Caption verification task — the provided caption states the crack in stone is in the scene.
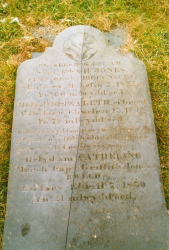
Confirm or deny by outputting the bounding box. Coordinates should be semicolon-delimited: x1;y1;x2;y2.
65;28;85;250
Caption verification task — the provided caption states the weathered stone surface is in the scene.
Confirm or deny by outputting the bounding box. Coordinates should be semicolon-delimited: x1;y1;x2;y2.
3;26;82;250
31;52;43;59
32;26;59;42
105;27;127;48
3;25;169;250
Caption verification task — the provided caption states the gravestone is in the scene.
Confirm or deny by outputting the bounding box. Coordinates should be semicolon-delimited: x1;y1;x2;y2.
3;25;168;250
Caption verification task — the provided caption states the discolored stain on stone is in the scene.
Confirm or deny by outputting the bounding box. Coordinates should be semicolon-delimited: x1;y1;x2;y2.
21;223;30;237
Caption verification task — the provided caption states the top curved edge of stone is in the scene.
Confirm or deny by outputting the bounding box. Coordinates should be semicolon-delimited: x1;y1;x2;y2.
52;25;108;50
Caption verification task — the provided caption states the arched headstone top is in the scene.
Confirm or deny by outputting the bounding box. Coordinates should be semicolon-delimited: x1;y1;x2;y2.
52;25;108;61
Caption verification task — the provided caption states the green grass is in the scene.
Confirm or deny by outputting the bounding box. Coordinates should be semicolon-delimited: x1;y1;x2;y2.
0;0;169;248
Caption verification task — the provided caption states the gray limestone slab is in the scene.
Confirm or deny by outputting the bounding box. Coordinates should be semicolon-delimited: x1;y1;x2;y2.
3;25;169;250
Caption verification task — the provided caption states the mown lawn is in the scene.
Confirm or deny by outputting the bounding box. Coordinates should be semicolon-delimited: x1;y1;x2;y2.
0;0;168;248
